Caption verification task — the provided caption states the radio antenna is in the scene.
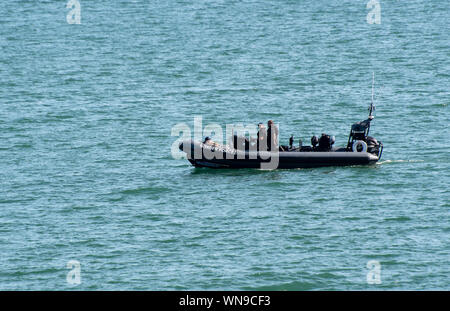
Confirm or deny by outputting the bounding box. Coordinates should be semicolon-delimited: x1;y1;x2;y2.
369;72;375;120
367;72;376;136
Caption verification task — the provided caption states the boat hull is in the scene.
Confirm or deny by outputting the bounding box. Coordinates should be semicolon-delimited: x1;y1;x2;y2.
180;140;380;169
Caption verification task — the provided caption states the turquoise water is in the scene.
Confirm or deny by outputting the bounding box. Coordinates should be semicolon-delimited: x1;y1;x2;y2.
0;0;449;290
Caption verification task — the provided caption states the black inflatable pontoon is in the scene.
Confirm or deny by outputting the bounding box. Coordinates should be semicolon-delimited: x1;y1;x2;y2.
179;139;381;169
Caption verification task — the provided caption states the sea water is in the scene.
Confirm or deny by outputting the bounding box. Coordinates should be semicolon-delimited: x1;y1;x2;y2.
0;0;448;290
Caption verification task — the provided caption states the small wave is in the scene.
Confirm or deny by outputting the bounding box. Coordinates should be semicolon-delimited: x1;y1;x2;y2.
0;198;35;204
0;267;60;277
247;280;318;291
13;143;33;149
384;216;412;222
120;186;171;195
431;103;448;108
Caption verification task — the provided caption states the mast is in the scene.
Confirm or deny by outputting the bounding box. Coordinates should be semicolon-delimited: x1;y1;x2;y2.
369;72;375;119
366;72;376;136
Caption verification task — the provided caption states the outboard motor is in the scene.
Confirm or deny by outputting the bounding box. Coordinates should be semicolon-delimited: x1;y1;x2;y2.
367;136;378;147
366;136;382;157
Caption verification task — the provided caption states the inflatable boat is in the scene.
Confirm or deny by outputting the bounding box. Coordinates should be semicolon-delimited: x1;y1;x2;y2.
179;113;383;169
179;84;383;169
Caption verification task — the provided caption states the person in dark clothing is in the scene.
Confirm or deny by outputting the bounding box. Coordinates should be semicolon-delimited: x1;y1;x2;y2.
244;136;250;150
267;120;278;151
256;123;267;151
203;136;218;147
233;133;250;151
318;133;334;151
232;134;238;150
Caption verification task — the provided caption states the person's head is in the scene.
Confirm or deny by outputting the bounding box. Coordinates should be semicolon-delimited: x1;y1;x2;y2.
268;120;274;127
258;122;264;129
203;136;211;144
